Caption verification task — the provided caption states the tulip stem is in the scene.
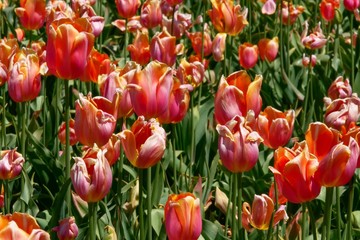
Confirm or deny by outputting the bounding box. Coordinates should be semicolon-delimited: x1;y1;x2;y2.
224;173;233;237
189;94;195;191
231;173;238;240
138;169;145;240
307;202;318;240
55;79;60;158
1;86;6;149
89;202;97;240
64;80;72;215
171;124;178;193
20;101;27;212
4;180;10;213
346;176;355;240
237;172;243;238
123;19;128;63
116;120;124;239
322;187;333;240
350;15;354;87
336;187;342;240
302;203;308;240
147;167;152;240
42;78;47;145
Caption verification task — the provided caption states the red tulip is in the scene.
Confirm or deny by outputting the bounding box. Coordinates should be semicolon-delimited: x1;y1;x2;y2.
186;28;213;58
319;0;340;21
120;116;166;168
71;148;112;202
15;0;46;30
0;149;25;180
238;42;259;69
164;193;202;240
52;217;78;240
302;54;317;68
216;115;263;173
79;48;112;83
115;0;140;19
127;30;151;66
58;118;78;146
344;0;360;11
342;126;360;167
258;37;279;62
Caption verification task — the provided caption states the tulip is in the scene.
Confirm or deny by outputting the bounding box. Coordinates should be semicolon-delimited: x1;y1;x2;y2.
164;193;202;240
319;0;340;21
74;93;117;147
58;118;78;146
238;42;259;69
71;148;112;202
79;48;112;83
14;0;46;30
216;115;263;173
208;0;248;35
255;106;295;149
242;194;288;231
344;0;360;11
120;116;166;169
99;62;140;119
127;61;173;119
46;18;95;80
280;2;305;25
140;0;162;29
214;71;263;125
269;143;321;203
127;30;151;66
163;0;182;6
186;27;213;58
158;78;193;124
0;38;19;86
52;216;78;240
7;49;41;103
301;21;327;50
150;28;184;66
258;37;279;62
261;0;276;15
302;54;317;68
327;76;352;100
115;0;140;19
0;149;24;180
176;58;205;88
162;10;193;38
212;33;227;62
342;126;360;167
268;182;288;205
0;212;50;239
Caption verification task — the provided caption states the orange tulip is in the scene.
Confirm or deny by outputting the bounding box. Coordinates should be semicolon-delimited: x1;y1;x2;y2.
74;93;117;147
52;216;78;240
327;76;352;100
164;193;202;240
71;148;112;202
15;0;46;30
46;18;95;80
0;212;50;240
79;48;112;83
127;61;173;119
242;194;288;231
0;149;24;180
320;0;340;22
7;49;41;103
120;116;166;168
58;118;78;146
216;115;263;173
0;38;19;86
127;30;151;66
255;106;295;149
269;143;321;203
115;0;140;19
342;126;360;167
186;28;213;58
238;42;259;69
208;0;248;35
176;58;205;88
214;71;262;125
258;37;279;62
140;0;162;29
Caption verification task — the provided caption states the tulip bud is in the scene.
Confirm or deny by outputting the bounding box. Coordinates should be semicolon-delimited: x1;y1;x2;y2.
58;118;78;146
15;0;46;30
344;0;360;11
258;37;279;62
115;0;141;19
238;43;259;69
212;33;227;62
0;149;25;180
52;217;79;240
319;0;340;22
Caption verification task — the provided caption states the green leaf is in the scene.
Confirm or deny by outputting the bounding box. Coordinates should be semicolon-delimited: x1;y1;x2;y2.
151;209;164;236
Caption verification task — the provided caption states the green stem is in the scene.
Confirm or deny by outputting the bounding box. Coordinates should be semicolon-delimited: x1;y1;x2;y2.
248;1;251;43
147;168;152;240
123;19;128;63
89;202;97;240
42;79;47;145
189;95;195;191
20;102;27;212
237;173;243;238
350;15;354;86
4;180;10;213
171;124;178;193
224;174;233;237
139;169;145;240
64;80;71;215
232;173;238;240
336;187;342;240
1;86;6;149
116;119;124;239
307;202;318;240
55;79;60;157
322;187;333;240
346;177;355;240
302;62;312;132
302;203;308;240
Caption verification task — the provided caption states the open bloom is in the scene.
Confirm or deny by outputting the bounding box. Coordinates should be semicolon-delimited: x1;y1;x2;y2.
71;148;112;202
162;10;193;38
208;0;248;35
301;21;327;50
238;42;259;69
261;0;276;15
319;0;340;22
0;149;24;180
120;116;166;168
15;0;46;30
242;194;288;231
258;37;279;62
74;93;117;147
0;38;19;86
214;71;263;125
164;193;202;240
176;58;205;88
52;217;78;240
216;115;263;173
280;2;305;25
254;106;295;149
140;0;162;29
127;30;151;66
327;76;352;100
79;48;112;83
0;212;50;239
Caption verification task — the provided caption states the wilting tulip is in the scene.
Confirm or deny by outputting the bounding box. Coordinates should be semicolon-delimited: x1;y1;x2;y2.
301;21;327;50
280;2;305;25
127;61;173;119
104;226;117;240
115;0;140;19
162;10;193;38
127;30;151;65
214;71;263;125
120;116;166;168
302;54;317;68
216;115;263;173
320;0;340;21
74;93;117;147
208;0;248;35
258;37;279;62
0;212;50;240
212;33;227;62
327;76;352;100
158;78;193;124
8;49;41;103
186;27;213;58
269;143;321;203
14;0;46;30
46;18;95;80
58;118;78;146
71;148;112;202
0;149;24;180
99;62;140;119
344;0;360;11
261;0;276;15
150;28;183;66
176;58;205;88
80;48;112;83
52;217;78;240
254;106;295;149
238;42;259;69
164;193;202;240
140;0;162;29
242;194;288;231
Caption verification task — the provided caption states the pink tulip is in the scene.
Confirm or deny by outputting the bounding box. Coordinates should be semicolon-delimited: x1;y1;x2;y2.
327;76;352;100
52;217;79;240
301;21;327;50
115;0;140;19
0;149;24;180
238;42;259;69
176;58;205;88
212;33;227;62
344;0;360;11
140;0;162;29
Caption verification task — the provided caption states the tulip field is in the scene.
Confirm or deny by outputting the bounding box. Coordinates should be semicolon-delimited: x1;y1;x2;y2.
1;0;360;239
